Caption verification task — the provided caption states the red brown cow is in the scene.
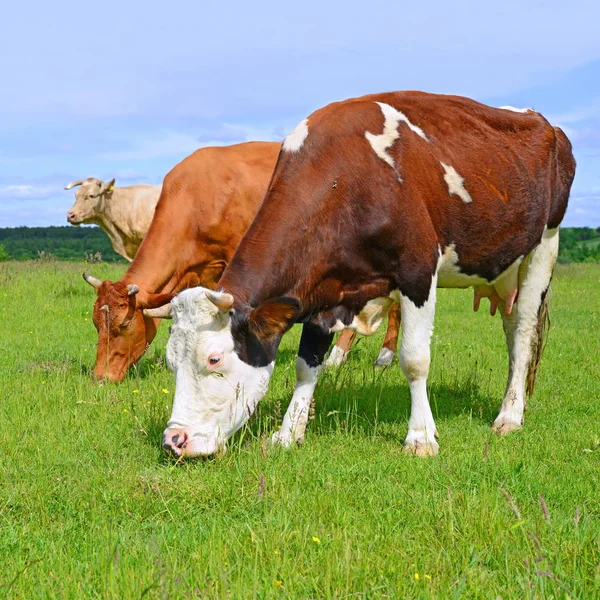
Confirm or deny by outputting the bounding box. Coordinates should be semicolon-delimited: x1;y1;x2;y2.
83;141;280;382
148;92;575;458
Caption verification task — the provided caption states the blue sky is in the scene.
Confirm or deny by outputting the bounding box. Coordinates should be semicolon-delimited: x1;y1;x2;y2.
1;0;599;227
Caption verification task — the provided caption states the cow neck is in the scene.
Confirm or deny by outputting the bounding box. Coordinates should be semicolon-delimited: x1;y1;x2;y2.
89;212;126;254
219;196;333;315
120;217;185;295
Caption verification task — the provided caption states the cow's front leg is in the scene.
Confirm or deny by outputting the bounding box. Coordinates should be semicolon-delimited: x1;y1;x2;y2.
399;276;439;457
272;323;333;447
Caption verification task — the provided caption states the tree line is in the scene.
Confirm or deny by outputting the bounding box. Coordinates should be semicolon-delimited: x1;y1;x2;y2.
0;225;599;263
0;226;124;262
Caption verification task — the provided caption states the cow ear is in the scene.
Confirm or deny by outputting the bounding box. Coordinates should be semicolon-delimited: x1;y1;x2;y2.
99;178;116;195
248;297;302;341
136;292;174;310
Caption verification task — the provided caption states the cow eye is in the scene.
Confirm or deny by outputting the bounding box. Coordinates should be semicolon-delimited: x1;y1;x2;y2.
207;353;224;370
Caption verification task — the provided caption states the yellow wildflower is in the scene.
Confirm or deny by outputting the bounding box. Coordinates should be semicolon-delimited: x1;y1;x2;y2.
312;537;320;544
162;388;169;394
414;573;420;581
273;580;283;587
424;574;432;580
133;389;139;393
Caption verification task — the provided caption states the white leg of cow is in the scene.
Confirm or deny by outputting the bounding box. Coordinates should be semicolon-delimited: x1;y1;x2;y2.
272;358;320;447
324;344;348;367
272;323;332;447
324;329;356;367
400;273;439;456
493;227;559;435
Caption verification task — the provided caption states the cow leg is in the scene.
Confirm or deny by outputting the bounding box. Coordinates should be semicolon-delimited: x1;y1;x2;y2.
374;302;401;366
493;227;559;435
324;329;356;367
400;276;439;457
272;323;333;447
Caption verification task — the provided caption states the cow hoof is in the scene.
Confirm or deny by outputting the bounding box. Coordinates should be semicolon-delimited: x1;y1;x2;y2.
272;430;301;448
402;433;439;457
374;348;395;367
492;417;522;436
324;345;348;367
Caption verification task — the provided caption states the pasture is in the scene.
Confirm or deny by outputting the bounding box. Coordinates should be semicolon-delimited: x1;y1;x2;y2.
1;260;599;599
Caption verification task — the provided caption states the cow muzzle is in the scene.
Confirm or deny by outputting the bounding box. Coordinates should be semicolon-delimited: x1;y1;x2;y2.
67;212;82;224
162;428;223;458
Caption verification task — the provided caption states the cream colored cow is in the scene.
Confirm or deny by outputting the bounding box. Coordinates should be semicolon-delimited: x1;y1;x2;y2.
65;178;161;261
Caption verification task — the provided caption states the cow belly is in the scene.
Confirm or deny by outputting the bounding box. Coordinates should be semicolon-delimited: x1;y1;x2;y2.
437;244;522;315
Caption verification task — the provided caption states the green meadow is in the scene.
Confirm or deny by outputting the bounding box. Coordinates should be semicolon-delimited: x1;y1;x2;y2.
1;260;599;599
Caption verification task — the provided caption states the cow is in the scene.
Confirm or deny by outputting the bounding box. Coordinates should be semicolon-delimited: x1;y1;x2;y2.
65;178;161;261
148;91;575;459
81;142;280;382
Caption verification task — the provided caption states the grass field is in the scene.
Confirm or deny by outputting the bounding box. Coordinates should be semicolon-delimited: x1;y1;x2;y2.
1;260;599;599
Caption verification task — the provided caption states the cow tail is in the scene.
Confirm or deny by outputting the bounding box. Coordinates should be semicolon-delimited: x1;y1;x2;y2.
526;285;551;399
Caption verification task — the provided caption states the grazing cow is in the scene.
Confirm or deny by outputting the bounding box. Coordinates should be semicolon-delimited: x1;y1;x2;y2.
65;178;161;261
81;142;280;382
151;91;575;459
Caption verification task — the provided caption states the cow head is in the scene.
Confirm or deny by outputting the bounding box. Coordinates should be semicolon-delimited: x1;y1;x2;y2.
149;287;300;457
65;178;116;224
83;273;172;382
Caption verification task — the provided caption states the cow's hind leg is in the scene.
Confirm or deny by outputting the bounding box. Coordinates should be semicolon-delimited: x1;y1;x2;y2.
400;275;439;456
324;329;356;367
374;302;401;366
272;323;333;447
493;227;559;435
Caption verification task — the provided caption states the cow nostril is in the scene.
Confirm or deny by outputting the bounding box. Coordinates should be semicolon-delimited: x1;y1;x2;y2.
163;431;187;455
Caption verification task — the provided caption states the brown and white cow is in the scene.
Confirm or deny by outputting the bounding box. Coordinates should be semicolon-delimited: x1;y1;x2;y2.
149;91;575;458
83;141;386;382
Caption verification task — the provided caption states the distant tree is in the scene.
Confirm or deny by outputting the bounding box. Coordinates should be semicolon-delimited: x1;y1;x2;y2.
0;244;8;261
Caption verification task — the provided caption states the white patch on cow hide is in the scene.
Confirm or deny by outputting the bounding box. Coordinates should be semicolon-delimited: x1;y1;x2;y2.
350;297;395;336
365;102;428;170
437;244;487;288
283;119;309;152
440;162;473;204
498;105;533;113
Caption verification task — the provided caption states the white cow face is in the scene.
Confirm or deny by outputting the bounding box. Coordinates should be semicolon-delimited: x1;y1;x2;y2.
161;288;278;457
65;178;114;224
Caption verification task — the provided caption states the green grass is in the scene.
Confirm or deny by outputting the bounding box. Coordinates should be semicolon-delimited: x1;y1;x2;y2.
1;260;599;599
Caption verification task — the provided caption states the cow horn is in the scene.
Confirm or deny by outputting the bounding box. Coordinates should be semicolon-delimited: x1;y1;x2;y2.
205;290;234;312
64;180;85;190
82;272;103;289
127;284;139;296
143;304;172;319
